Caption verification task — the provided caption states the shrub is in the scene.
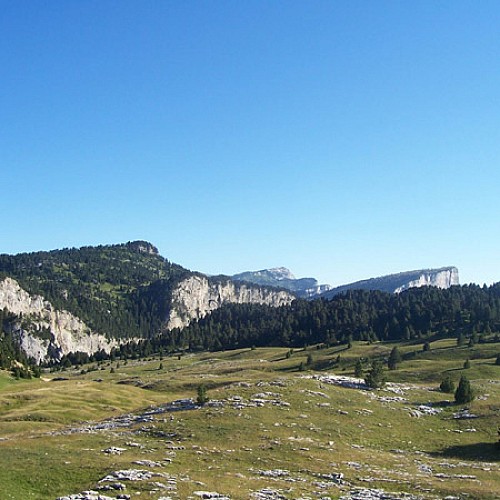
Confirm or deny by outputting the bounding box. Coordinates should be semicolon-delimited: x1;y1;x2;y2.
439;375;455;394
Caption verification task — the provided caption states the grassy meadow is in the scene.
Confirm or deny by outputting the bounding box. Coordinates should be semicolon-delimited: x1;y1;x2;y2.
0;338;498;499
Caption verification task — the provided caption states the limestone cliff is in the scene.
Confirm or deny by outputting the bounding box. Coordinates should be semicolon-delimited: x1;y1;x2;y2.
166;274;295;330
320;266;459;299
0;277;117;363
393;267;460;293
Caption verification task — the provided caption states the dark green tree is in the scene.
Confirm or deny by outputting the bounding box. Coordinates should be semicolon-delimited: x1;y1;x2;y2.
387;346;402;370
365;360;386;389
454;375;474;404
306;353;313;367
196;384;209;406
463;359;471;369
354;358;363;378
439;375;455;394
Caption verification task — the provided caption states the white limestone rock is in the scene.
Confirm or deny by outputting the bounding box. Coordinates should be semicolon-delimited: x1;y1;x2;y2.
166;275;294;330
0;277;117;363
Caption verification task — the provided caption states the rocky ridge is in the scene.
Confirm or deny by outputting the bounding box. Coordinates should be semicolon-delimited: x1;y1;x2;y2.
0;277;116;363
166;275;294;330
320;267;459;299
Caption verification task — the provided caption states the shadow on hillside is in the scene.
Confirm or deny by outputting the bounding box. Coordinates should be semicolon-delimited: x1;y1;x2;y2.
431;442;500;462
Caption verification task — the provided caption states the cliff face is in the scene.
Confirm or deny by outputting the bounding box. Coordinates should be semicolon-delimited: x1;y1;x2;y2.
393;267;460;293
320;266;459;299
166;275;295;330
0;273;295;361
0;277;116;363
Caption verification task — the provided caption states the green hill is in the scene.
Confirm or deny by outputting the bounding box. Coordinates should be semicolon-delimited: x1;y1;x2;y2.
0;241;189;339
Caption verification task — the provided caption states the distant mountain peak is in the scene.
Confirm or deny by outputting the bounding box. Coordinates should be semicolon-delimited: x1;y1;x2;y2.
258;267;296;281
231;268;330;298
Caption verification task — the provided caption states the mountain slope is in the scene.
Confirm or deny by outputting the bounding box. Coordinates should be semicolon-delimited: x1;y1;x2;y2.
0;240;187;340
0;242;295;361
319;266;459;299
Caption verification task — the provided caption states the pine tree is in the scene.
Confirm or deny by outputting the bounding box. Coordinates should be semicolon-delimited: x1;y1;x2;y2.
387;346;402;370
365;360;386;389
354;358;363;378
196;384;209;406
439;375;455;394
454;375;474;404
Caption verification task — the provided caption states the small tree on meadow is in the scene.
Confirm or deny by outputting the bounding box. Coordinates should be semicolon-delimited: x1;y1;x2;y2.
354;358;363;378
454;375;474;405
387;346;402;370
439;375;455;394
196;384;209;406
365;360;386;389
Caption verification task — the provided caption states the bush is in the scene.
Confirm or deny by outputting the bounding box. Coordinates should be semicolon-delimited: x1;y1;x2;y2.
439;375;455;394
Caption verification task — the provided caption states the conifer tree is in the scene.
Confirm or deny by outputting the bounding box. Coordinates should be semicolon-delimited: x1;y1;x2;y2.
454;375;474;404
387;346;402;370
439;375;455;393
354;358;363;378
196;384;209;406
365;360;386;389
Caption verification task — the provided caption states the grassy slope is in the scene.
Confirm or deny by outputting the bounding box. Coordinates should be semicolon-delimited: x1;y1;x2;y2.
0;339;498;499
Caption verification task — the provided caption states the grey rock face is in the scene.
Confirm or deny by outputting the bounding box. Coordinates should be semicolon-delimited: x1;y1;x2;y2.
0;277;117;363
166;275;294;330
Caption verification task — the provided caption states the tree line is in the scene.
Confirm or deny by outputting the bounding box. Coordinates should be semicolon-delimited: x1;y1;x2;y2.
153;283;500;352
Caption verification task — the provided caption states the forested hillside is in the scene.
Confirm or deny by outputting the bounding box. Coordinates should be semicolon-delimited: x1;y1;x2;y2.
147;283;500;352
0;241;189;339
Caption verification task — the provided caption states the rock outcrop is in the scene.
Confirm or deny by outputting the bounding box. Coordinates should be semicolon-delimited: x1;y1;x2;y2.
166;275;294;330
320;266;459;299
0;277;116;363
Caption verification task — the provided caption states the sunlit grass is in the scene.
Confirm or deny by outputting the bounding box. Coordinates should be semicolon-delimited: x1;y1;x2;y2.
0;337;498;499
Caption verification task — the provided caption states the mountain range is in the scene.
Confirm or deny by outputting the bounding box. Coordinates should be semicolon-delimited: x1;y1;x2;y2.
0;241;460;362
231;266;459;298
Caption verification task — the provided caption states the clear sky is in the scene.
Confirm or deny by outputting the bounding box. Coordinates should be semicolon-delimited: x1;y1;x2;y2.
1;1;499;287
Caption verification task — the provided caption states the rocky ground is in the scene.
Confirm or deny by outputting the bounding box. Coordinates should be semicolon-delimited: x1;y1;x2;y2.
52;374;498;500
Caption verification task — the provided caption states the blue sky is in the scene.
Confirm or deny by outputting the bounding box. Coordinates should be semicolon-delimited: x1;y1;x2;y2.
1;1;499;286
